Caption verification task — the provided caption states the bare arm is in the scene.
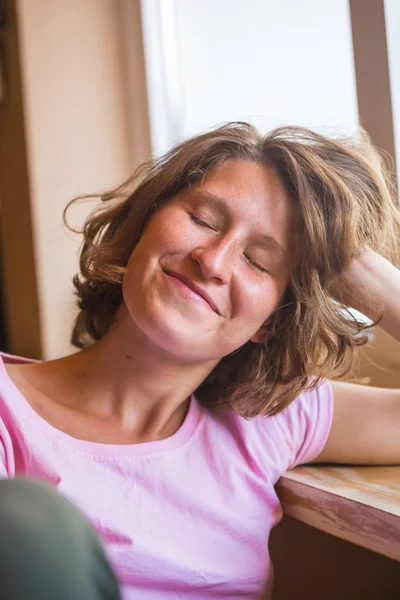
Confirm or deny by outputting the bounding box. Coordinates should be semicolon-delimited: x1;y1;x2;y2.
312;249;400;465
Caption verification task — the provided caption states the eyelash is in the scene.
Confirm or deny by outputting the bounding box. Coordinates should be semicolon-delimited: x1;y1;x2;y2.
189;212;215;230
189;212;270;275
245;256;270;275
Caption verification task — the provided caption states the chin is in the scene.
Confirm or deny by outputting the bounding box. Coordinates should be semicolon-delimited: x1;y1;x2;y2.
123;286;232;362
146;315;227;364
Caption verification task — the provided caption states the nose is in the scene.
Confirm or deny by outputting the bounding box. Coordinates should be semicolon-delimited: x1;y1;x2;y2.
190;237;236;282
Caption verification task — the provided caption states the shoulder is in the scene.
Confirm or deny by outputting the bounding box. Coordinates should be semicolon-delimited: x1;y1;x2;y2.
271;379;334;468
0;352;39;391
0;352;37;366
0;353;36;477
202;380;333;479
0;352;39;402
0;353;44;438
276;379;333;432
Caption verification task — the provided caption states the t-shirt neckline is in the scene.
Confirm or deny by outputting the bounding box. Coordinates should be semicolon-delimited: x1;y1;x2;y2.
0;353;204;458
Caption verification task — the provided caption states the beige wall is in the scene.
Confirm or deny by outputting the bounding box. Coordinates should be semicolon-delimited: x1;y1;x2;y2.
0;0;151;359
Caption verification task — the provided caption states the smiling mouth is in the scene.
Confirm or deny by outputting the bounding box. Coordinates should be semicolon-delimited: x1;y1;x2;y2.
163;269;220;314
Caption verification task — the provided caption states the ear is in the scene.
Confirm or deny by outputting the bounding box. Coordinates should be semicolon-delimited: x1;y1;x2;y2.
250;310;280;343
250;322;271;344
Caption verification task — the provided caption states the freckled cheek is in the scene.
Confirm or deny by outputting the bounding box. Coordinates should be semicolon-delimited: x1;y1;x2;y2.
145;217;189;254
124;219;187;289
240;285;280;320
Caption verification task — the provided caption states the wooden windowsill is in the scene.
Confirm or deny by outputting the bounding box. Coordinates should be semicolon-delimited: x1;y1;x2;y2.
276;465;400;561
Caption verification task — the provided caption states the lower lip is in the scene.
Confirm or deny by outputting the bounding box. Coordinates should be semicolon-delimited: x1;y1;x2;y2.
166;274;215;312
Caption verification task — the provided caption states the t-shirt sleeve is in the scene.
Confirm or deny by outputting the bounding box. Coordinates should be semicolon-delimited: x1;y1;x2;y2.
273;379;334;471
0;419;11;478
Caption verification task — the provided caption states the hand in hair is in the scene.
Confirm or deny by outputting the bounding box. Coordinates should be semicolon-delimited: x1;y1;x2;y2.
329;247;400;342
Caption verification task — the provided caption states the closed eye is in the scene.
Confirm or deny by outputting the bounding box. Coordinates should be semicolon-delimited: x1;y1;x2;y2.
245;255;271;275
189;213;215;230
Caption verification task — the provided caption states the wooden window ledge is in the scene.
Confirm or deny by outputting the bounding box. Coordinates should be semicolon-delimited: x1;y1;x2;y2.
276;465;400;561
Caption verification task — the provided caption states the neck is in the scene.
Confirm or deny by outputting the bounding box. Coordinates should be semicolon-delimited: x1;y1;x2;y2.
56;305;218;441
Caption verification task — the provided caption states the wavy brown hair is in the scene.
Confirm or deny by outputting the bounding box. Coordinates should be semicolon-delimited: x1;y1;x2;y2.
64;123;400;417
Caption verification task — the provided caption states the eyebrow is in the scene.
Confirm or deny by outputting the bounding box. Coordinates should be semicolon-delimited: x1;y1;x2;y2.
190;190;287;257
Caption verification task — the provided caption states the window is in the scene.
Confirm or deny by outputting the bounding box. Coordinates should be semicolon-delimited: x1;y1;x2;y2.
385;0;400;191
141;0;359;156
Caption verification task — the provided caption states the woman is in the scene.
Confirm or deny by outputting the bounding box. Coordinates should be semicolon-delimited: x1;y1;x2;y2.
1;123;400;599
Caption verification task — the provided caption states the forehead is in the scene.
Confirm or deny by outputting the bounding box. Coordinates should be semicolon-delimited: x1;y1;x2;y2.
198;159;290;202
184;159;296;249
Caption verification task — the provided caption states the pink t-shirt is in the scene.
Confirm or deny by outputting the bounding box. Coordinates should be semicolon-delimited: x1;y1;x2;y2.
0;353;333;599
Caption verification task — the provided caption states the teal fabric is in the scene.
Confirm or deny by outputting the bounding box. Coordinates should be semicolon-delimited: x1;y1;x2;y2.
0;478;121;599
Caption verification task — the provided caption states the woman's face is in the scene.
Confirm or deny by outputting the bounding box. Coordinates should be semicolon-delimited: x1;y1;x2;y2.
122;159;294;363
